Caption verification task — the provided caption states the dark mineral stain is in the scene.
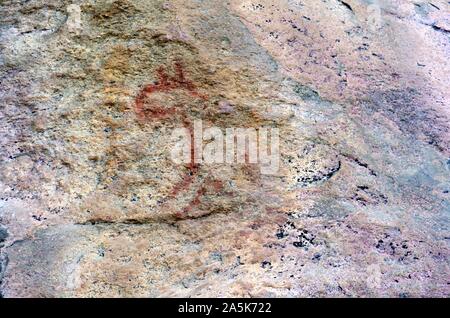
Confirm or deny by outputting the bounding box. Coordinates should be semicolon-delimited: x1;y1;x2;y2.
0;227;8;243
261;260;272;269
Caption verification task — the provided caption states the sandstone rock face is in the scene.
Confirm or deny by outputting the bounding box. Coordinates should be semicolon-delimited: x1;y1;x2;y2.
0;0;449;297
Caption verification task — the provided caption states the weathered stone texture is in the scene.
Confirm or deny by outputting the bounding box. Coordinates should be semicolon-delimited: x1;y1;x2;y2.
0;0;449;297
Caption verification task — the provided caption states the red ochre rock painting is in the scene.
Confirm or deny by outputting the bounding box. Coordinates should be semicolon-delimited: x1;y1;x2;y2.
134;61;208;121
134;61;225;220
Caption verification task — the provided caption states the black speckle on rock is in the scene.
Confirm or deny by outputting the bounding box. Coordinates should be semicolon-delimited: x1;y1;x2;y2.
97;246;105;257
276;228;288;239
293;229;317;249
376;239;384;249
261;261;272;269
338;0;354;13
0;226;8;243
293;241;305;248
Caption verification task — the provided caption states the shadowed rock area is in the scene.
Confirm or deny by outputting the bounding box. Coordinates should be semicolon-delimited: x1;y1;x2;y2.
0;0;449;297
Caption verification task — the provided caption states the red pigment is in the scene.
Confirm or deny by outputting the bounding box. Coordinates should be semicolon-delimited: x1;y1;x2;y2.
134;61;219;218
135;61;207;121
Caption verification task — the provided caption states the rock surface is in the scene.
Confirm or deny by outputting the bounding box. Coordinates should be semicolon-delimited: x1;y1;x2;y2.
0;0;449;297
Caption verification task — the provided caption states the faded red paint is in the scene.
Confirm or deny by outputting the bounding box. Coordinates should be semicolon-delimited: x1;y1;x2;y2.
134;61;207;121
174;178;225;220
134;61;220;218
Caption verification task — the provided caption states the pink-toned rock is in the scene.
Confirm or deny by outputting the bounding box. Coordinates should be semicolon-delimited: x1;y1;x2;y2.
0;0;448;298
